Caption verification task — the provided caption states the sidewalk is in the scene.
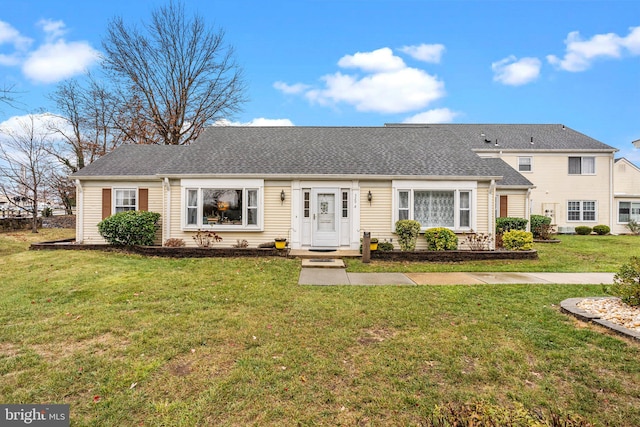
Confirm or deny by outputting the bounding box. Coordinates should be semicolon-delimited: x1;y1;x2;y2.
298;269;615;286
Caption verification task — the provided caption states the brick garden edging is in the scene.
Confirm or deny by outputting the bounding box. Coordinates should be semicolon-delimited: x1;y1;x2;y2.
30;241;288;258
560;297;640;342
371;249;538;261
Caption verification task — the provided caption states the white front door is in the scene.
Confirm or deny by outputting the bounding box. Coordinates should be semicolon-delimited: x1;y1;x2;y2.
312;188;340;247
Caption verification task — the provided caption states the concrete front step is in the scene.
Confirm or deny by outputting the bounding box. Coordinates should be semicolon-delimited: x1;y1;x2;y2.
301;258;345;268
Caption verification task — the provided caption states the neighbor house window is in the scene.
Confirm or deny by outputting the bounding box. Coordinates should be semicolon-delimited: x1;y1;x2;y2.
182;179;263;229
568;156;595;175
396;188;472;230
114;189;136;213
567;200;596;222
618;201;640;223
518;157;532;172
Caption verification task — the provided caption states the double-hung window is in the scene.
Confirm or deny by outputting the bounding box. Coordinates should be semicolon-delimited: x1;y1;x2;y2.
619;201;640;223
396;185;473;230
568;156;595;175
114;189;136;212
567;200;596;222
183;179;263;230
518;157;532;172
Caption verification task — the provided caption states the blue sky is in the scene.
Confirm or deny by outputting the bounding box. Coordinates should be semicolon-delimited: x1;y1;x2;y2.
1;0;640;162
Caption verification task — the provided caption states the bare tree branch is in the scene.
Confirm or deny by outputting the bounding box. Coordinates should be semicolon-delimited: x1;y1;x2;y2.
101;0;247;145
0;115;54;232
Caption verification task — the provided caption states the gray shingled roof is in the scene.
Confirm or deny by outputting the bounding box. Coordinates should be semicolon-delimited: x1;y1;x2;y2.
74;125;595;187
391;124;616;152
72;145;185;177
165;126;502;177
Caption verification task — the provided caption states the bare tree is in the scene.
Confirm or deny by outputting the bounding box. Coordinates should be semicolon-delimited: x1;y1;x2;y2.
0;115;54;232
47;77;123;173
0;83;19;108
102;1;246;145
49;171;75;215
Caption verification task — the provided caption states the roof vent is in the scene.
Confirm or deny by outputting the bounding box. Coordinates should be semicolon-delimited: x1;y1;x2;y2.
562;124;566;130
484;138;491;143
530;136;534;145
494;138;499;147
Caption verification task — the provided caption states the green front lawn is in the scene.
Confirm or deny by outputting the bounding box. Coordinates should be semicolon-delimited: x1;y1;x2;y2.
1;230;640;425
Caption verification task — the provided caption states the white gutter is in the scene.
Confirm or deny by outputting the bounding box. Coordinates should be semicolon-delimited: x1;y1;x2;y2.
75;179;83;243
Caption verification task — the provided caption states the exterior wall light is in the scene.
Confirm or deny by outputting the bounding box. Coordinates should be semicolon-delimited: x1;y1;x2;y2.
367;190;372;205
280;190;286;204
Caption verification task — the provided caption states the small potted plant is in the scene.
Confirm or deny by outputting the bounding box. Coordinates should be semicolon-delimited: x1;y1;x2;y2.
275;237;287;249
370;238;379;251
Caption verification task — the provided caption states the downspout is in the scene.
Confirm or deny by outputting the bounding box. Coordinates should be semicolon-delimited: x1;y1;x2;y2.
609;155;614;233
164;178;171;244
489;180;496;250
526;188;532;232
75;179;83;243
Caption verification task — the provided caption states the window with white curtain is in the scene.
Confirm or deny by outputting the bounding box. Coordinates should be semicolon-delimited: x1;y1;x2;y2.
114;189;136;213
396;187;473;230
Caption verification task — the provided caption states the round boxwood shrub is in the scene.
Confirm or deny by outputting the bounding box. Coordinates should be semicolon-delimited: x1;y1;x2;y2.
502;230;533;251
98;210;161;246
378;241;394;251
424;227;458;251
592;224;610;235
574;226;592;235
495;217;528;234
395;219;421;251
607;256;640;306
530;214;551;238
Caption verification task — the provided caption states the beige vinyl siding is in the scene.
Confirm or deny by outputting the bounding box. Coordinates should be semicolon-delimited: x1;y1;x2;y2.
497;152;612;227
612;160;640;234
359;181;393;243
476;184;490;234
498;193;527;218
169;182;290;247
79;181;164;244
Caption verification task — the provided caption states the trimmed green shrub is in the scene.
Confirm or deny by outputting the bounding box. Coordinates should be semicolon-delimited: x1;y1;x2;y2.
575;226;592;235
502;230;533;251
378;241;394;251
627;219;640;235
530;214;551;238
592;224;610;235
495;217;528;234
98;210;161;246
395;220;421;251
424;227;458;251
606;256;640;306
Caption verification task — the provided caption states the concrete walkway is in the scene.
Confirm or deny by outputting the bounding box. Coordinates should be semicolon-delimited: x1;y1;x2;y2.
298;269;615;286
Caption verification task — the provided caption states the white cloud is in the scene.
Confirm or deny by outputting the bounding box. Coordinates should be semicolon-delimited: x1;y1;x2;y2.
38;19;67;42
0;20;32;51
337;47;405;72
399;43;445;63
547;26;640;72
215;118;294;126
492;55;541;86
403;108;459;124
307;68;444;114
273;81;310;95
22;39;100;84
0;18;100;84
278;47;446;115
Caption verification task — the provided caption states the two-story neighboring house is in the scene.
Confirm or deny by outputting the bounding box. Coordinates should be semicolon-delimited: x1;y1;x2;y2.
613;157;640;235
415;124;618;232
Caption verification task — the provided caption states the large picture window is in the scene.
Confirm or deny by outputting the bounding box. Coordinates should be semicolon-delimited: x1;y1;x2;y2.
396;188;473;230
567;200;596;222
619;201;640;223
182;180;263;229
